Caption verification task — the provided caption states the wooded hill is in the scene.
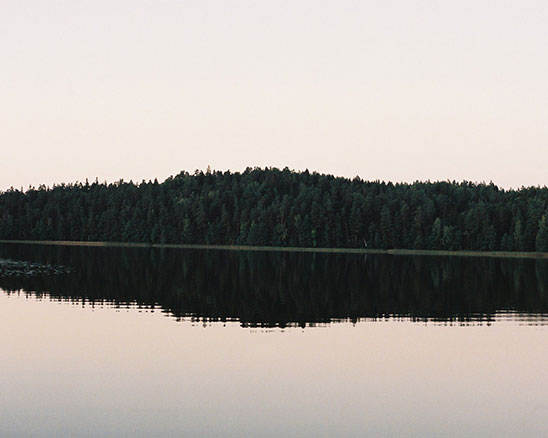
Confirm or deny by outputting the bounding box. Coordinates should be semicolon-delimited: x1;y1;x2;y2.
1;167;547;251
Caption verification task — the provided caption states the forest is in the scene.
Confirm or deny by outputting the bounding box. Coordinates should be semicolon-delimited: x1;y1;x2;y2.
1;167;548;252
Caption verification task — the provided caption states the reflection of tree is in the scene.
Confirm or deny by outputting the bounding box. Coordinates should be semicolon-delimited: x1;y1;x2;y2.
1;244;548;327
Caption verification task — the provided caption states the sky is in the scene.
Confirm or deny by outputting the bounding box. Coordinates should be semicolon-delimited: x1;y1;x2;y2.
2;0;548;191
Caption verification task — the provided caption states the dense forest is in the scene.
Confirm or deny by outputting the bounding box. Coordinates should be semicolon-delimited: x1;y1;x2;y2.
1;167;548;252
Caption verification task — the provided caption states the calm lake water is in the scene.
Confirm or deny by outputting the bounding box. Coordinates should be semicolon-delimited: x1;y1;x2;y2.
1;243;548;437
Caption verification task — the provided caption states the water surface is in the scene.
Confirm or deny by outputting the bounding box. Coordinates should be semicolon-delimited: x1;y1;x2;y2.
1;244;548;437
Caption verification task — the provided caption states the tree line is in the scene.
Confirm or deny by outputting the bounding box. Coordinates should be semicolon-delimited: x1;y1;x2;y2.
1;167;548;251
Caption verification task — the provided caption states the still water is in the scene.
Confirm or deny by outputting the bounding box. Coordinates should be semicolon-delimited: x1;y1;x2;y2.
1;244;548;437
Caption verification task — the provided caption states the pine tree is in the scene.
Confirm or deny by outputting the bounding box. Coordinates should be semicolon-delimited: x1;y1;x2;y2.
536;215;548;252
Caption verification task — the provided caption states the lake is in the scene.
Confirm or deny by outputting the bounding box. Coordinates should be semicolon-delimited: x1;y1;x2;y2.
1;243;548;437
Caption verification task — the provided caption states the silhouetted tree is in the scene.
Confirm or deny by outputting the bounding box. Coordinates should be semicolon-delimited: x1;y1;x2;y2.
0;167;547;252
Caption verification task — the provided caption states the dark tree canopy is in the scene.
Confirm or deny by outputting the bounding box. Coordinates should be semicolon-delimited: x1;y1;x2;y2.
1;167;547;251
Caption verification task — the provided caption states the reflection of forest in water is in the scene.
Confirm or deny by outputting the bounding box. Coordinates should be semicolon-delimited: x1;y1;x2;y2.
1;244;548;327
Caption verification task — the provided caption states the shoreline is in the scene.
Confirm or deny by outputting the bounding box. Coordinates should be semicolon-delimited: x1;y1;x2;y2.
1;240;548;259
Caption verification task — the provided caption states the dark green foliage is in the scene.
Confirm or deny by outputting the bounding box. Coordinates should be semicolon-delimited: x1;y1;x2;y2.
536;216;548;252
1;167;548;251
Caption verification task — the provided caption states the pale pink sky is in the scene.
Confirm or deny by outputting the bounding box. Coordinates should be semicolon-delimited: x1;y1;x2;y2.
2;0;548;190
